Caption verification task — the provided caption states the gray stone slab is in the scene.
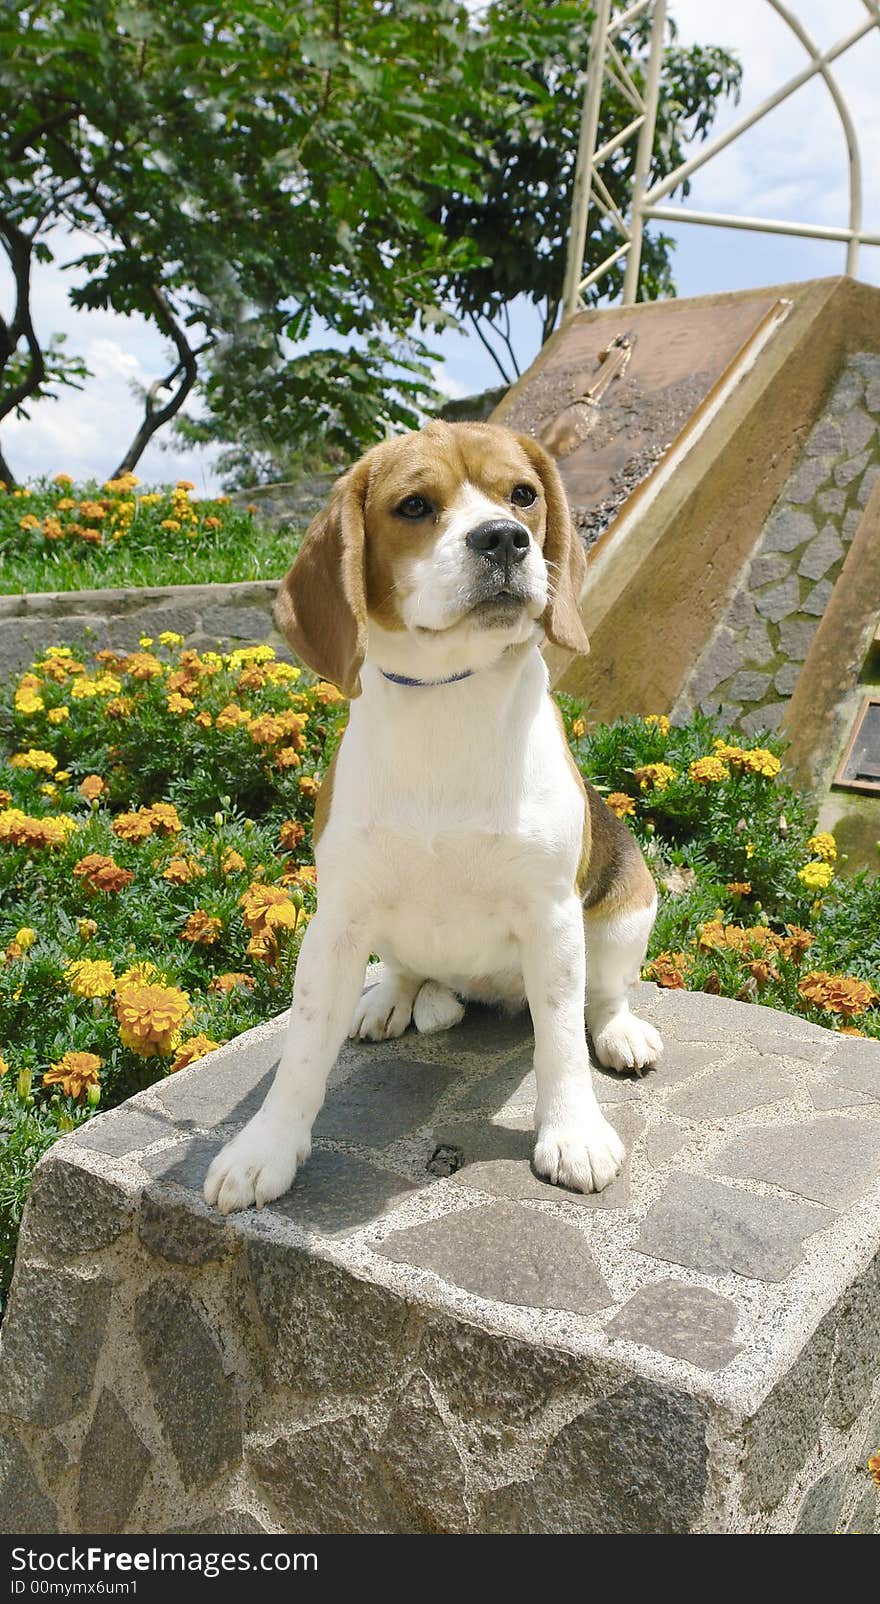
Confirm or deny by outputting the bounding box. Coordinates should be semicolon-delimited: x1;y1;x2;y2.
739;700;788;738
817;488;845;515
818;1058;880;1104
150;1056;278;1132
250;1418;417;1535
666;1057;797;1120
0;1433;58;1535
452;1047;535;1112
764;507;817;553
135;1279;242;1491
650;1040;722;1084
784;456;833;501
754;575;802;622
244;1239;412;1394
834;448;869;487
858;463;880;505
24;1155;133;1259
749;554;791;588
826;1252;880;1429
142;1137;222;1190
829;370;865;410
645;1124;689;1166
639;1173;830;1281
0;1264;111;1426
743;1307;835;1511
70;1106;172;1158
376;1199;611;1315
313;1055;461;1145
848;1488;879;1535
729;670;771;704
483;1379;709;1535
794;1466;848;1534
200;605;275;640
139;1185;230;1265
801;578;833;617
778;616;818;660
259;1146;420;1236
774;660;802;696
77;1389;151;1533
713;1116;880;1208
377;1373;474;1531
179;1510;273;1535
797;523;844;581
839;407;876;454
443;1108;643;1212
605;1280;741;1371
417;1316;584;1426
805;416;842;455
742;618;774;665
866;376;880;414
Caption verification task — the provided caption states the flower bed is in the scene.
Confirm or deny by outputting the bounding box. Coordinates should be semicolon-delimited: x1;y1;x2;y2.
0;473;299;594
0;643;877;1309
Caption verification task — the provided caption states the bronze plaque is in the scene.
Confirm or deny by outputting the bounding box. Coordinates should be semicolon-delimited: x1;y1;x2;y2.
500;292;785;549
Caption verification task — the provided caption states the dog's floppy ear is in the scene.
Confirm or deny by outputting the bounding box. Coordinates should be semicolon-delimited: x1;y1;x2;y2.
516;433;590;656
274;458;370;697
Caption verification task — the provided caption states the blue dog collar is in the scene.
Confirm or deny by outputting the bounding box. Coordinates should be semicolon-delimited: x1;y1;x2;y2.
379;668;474;688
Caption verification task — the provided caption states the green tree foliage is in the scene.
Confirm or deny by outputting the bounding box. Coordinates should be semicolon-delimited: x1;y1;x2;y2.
0;2;740;487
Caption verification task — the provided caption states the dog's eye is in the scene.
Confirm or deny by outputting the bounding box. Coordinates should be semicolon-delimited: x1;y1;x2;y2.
511;483;537;508
395;494;432;519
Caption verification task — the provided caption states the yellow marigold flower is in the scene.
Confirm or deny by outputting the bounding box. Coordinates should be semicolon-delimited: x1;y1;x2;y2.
162;855;204;884
644;713;671;735
239;883;299;936
689;756;729;784
158;631;184;647
215;702;252;731
740;747;781;779
633;762;676;793
148;802;181;835
194;711;213;728
48;706;70;724
66;958;116;998
138;636;154;648
798;860;834;892
105;697;133;718
14;693;45;715
77;918;98;941
170;1033;223;1073
570;717;586;739
160;519;181;532
115;962;162;990
176;480;195;491
265;662;300;683
296;774;320;799
221;848;247;874
0;1054;8;1076
643;952;688;989
226;645;275;668
70;678;100;700
52;472;74;485
10;748;57;773
713;740;747;764
94;674;122;694
179;908;223;945
606;792;636;818
798;970;877;1019
56;497;76;511
806;831;837;863
78;775;105;802
42;517;64;540
78;500;106;520
40;782;57;798
73;853;134;893
19;513;41;531
314;681;345;705
166;692;195;715
139;492;162;505
44;1050;102;1102
114;982;191;1057
122;651;163;680
14;927;37;952
112;810;155;843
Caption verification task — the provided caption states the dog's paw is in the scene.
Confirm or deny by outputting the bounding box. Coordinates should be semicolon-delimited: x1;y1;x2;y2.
413;980;465;1035
203;1112;310;1215
534;1113;625;1194
349;979;416;1041
592;1010;663;1074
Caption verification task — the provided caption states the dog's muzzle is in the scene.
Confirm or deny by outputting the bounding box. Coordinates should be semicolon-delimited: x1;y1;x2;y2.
465;519;530;570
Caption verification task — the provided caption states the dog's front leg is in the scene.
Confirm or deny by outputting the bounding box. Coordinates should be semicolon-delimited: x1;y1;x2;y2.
204;904;370;1214
521;896;625;1194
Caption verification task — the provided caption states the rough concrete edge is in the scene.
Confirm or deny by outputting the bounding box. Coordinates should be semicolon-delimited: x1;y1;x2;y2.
0;579;281;620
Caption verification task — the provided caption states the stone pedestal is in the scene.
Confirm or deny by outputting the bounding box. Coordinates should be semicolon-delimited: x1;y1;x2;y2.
1;984;879;1534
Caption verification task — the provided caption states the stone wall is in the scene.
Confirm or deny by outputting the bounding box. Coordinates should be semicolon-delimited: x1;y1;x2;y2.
0;580;285;680
673;353;880;737
1;986;878;1535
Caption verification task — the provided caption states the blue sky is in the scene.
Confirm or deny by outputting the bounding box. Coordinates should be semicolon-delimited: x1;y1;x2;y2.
2;0;879;490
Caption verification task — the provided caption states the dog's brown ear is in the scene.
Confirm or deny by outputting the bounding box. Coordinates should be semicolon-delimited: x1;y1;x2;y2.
274;459;370;697
516;433;590;656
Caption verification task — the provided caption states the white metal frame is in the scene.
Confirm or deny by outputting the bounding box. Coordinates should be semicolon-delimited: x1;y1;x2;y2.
561;0;880;316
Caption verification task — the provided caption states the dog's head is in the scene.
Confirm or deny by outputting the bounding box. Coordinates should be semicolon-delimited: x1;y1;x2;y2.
275;420;589;695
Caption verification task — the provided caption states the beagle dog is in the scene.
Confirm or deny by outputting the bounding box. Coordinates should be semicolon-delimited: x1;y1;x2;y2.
205;421;662;1215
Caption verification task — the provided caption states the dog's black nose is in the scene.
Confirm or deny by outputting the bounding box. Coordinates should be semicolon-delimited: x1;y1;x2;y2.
465;519;530;566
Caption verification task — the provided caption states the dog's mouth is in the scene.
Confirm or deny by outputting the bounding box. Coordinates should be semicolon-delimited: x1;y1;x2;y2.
411;580;542;636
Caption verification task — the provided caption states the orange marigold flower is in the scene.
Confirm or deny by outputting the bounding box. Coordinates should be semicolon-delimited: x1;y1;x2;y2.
0;809;77;849
0;789;11;807
148;802;181;835
43;1050;102;1102
643;952;688;989
279;819;306;851
52;472;74;485
179;908;223;945
194;711;213;729
778;924;814;963
78;500;106;520
798;971;878;1019
176;480;195;491
114;982;191;1057
713;740;747;764
170;1033;223;1073
105;696;134;718
869;1452;880;1489
237;666;266;692
215;702;252;731
239;882;299;936
297;775;320;799
748;959;776;985
221;848;247;874
314;681;345;704
283;862;316;888
209;971;254;995
726;882;752;896
19;513;41;531
203;515;222;529
276;746;301;769
162;855;205;884
78;774;105;802
73;853;134;893
249;713;287;746
42;517;64;540
121;651;163;680
606;792;636;818
112;809;155;843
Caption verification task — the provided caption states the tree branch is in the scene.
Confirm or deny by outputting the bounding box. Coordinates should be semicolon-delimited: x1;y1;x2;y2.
0;217;46;460
467;311;512;387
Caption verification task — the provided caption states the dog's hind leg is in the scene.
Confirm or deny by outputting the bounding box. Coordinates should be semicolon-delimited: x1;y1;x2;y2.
412;980;465;1034
349;963;422;1041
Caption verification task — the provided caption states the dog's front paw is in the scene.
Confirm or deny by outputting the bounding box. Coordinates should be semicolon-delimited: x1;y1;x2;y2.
349;978;416;1041
534;1113;625;1193
592;1010;663;1074
203;1112;310;1215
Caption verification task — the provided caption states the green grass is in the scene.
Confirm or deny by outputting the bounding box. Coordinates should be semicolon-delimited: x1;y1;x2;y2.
0;475;303;595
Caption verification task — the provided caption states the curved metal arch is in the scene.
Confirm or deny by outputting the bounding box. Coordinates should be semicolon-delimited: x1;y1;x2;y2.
562;0;880;315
